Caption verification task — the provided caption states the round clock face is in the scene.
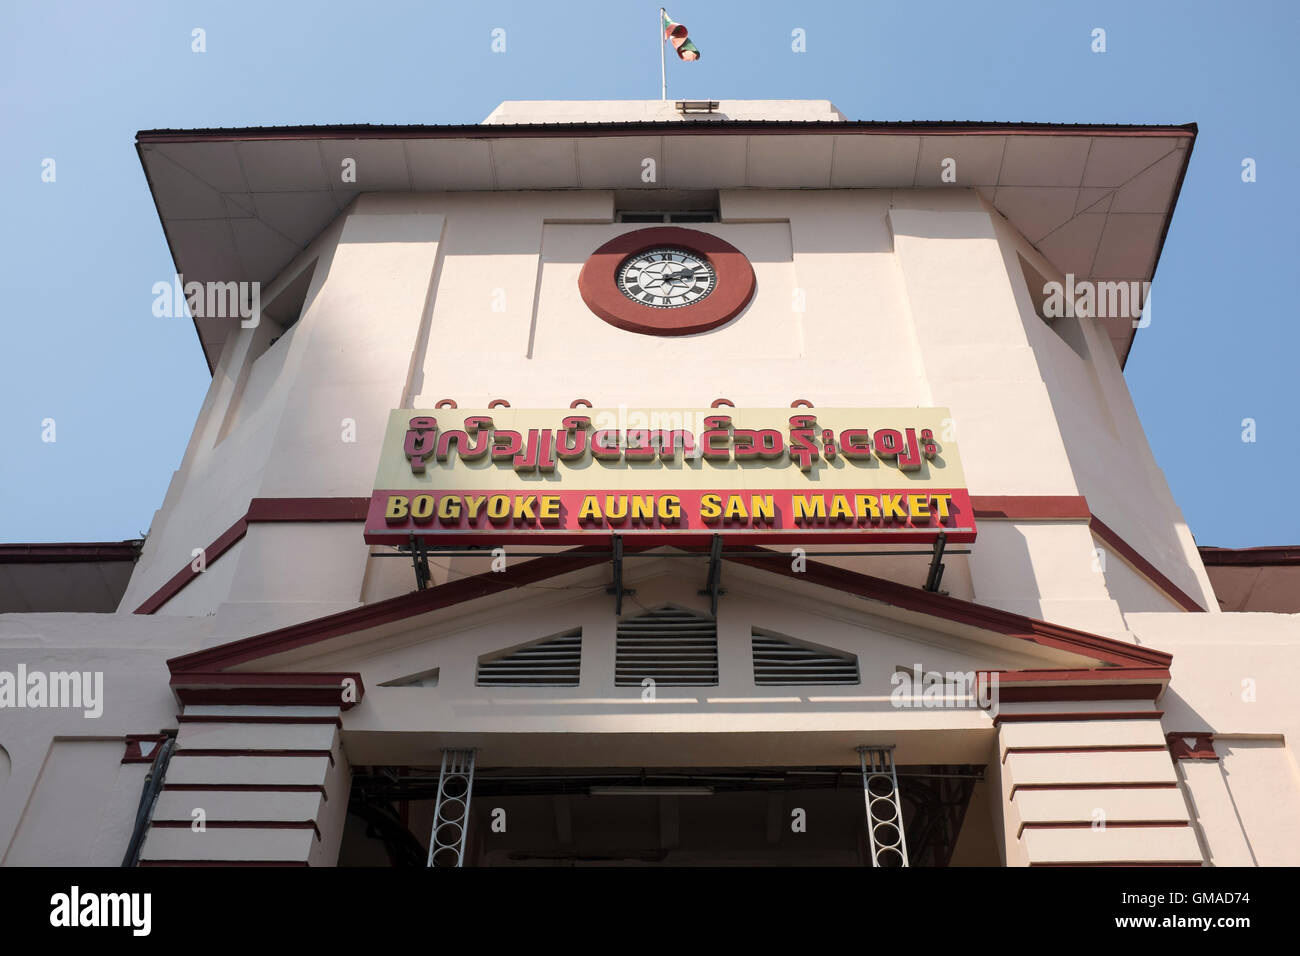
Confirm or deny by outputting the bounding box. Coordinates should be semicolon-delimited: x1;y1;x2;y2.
578;226;756;336
617;247;717;309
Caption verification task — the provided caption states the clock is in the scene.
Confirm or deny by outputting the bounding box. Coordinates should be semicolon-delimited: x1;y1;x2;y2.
617;248;716;309
579;226;756;336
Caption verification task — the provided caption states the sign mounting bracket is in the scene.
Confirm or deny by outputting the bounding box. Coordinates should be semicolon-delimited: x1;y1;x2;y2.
606;534;634;615
408;534;431;591
699;533;725;616
923;531;947;593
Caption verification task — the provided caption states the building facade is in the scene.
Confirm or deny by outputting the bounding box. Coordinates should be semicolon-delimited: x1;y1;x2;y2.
2;100;1297;867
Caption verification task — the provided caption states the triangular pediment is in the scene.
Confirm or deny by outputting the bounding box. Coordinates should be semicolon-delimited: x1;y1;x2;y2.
164;550;1173;771
168;550;1165;700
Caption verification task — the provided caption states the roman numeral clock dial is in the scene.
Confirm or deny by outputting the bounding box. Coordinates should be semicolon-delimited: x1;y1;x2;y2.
578;227;756;336
617;248;716;308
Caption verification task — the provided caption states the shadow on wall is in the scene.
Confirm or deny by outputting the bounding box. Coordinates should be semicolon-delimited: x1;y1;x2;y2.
972;523;1045;616
1155;687;1214;738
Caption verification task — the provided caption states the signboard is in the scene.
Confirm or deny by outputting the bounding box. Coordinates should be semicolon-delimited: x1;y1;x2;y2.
365;408;976;546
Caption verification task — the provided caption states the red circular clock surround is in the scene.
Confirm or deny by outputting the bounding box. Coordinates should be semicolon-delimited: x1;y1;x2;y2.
578;226;756;336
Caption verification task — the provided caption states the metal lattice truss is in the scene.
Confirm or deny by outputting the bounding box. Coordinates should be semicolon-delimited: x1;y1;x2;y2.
858;746;910;867
427;749;476;867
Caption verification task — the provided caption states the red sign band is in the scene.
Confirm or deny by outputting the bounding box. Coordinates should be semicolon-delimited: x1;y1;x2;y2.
365;488;976;546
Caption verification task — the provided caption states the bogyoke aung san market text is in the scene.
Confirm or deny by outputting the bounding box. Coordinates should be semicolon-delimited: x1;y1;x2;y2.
369;406;975;543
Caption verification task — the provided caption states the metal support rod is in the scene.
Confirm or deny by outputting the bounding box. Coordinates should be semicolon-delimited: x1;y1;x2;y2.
698;533;724;616
608;533;626;615
120;734;177;867
427;748;476;867
409;533;430;591
857;745;911;867
659;7;667;100
924;531;947;593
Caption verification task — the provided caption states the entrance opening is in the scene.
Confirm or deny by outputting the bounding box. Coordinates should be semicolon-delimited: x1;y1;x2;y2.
341;765;989;867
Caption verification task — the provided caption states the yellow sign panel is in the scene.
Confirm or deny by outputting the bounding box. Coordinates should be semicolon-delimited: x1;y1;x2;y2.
367;407;974;545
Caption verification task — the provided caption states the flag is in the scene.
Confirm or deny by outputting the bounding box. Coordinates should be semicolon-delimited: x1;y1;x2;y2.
662;10;700;60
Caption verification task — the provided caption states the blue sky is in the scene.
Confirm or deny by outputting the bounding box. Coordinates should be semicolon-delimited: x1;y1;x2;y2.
1;0;1296;548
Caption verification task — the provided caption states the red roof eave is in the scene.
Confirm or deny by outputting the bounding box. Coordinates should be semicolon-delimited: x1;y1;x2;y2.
166;544;1172;678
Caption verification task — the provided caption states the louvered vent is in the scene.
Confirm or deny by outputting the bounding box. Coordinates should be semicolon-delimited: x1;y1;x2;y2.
751;629;859;685
616;606;718;687
476;629;581;686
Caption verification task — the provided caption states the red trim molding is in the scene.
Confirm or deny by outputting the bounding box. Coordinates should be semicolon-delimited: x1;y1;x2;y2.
1021;821;1188;829
1018;820;1192;840
970;495;1204;612
134;517;248;614
730;549;1172;670
168;671;366;710
245;497;369;522
134;497;368;614
166;549;613;674
971;496;1090;520
1166;732;1217;761
1089;516;1205;612
156;540;1181;713
134;494;1206;617
150;819;321;839
122;733;170;764
167;546;1175;681
994;711;1163;725
176;749;335;763
987;668;1170;703
992;668;1170;683
1004;745;1166;758
996;683;1167;704
160;544;1173;710
176;714;343;727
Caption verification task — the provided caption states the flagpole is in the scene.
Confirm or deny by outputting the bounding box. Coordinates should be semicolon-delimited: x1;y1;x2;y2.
659;7;667;100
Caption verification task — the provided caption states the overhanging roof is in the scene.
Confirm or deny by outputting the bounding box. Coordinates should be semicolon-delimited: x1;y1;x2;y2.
1199;545;1300;613
136;111;1196;372
0;540;142;613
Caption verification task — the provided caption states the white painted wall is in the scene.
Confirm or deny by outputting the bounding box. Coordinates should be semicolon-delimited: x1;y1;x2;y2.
116;186;1219;626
